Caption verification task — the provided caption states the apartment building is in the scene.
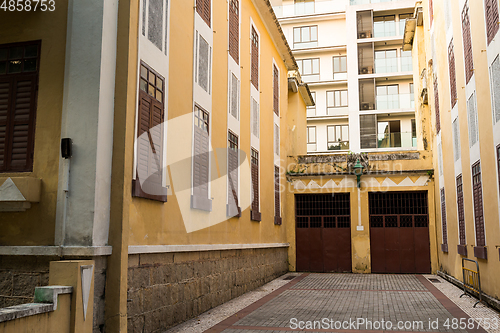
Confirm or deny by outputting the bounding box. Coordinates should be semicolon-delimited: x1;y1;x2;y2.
274;0;417;153
404;0;500;305
275;0;438;275
0;1;312;332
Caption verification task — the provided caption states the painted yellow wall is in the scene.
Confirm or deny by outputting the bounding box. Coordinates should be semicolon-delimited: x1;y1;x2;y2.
416;0;500;299
126;0;297;246
0;7;68;246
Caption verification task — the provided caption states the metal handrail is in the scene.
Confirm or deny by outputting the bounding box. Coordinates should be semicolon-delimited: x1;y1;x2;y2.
460;258;484;307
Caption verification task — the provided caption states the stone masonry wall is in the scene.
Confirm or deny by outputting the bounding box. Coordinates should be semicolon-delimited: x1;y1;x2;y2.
0;255;107;333
127;247;289;333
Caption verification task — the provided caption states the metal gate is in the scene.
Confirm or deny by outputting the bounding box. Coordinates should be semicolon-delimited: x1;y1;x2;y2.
295;193;351;272
369;191;431;274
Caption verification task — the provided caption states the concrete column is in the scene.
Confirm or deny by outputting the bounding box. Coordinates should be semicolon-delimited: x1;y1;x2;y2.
55;0;118;247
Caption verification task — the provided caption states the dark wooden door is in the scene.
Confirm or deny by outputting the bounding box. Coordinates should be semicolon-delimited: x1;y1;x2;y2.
369;192;431;274
295;194;352;273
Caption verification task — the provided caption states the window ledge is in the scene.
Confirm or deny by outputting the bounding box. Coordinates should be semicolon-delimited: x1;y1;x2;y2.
191;195;212;212
274;216;282;225
474;246;487;260
251;210;261;221
0;177;41;212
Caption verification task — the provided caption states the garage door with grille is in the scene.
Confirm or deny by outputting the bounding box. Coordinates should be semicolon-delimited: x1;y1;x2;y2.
369;191;431;274
295;193;351;272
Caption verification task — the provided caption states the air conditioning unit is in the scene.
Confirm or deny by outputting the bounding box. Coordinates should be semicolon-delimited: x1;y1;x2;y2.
361;67;370;74
358;31;372;39
361;102;372;110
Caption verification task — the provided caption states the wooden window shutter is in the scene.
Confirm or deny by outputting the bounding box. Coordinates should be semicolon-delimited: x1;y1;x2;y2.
133;62;167;202
227;131;240;217
456;175;466;247
448;41;458;108
434;79;441;133
274;165;281;225
485;0;499;45
462;1;474;84
273;65;279;115
440;188;448;252
251;27;259;90
472;161;487;259
0;41;41;173
250;148;261;221
229;0;239;64
196;0;211;27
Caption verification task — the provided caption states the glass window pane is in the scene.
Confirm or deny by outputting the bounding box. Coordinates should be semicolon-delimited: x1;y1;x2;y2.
23;58;37;72
375;51;384;59
328;126;334;141
156;89;162;101
312;58;319;73
376;86;386;95
303;60;312;74
342;126;349;140
24;45;38;58
311;26;317;41
0;48;7;61
157;78;163;90
334;91;340;106
340;57;346;71
387;50;397;58
341;90;348;106
8;60;21;73
333;57;339;72
378;122;389;134
149;71;155;84
141;65;147;79
294;28;300;42
10;47;23;59
148;84;155;96
140;78;147;91
388;85;398;94
302;27;309;42
327;91;334;106
297;60;303;74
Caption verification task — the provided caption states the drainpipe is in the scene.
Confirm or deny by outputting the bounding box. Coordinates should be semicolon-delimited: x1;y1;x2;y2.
58;138;72;246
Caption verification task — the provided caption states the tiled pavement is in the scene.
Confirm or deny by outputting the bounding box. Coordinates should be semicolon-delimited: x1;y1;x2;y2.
202;274;494;333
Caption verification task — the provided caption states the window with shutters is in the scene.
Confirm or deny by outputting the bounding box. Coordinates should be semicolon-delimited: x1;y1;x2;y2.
274;165;281;225
452;117;461;161
307;92;316;116
141;0;169;54
196;34;211;93
484;0;499;45
192;105;211;211
133;62;167;202
293;25;318;49
467;93;479;147
472;161;487;259
229;0;239;63
0;41;40;173
227;131;240;217
251;148;261;221
327;125;349;151
229;73;239;120
251;26;259;90
196;0;211;27
462;1;474;84
456;174;466;247
434;79;441;133
273;65;279;116
489;55;500;124
296;58;319;81
440;188;448;252
448;40;458;108
429;0;434;26
327;90;348;114
251;98;259;137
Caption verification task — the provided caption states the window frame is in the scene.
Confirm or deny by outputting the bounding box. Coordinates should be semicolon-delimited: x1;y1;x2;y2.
293;25;318;49
250;148;261;221
327;125;349;151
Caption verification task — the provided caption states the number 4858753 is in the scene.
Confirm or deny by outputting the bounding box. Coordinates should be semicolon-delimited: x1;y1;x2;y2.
1;0;56;11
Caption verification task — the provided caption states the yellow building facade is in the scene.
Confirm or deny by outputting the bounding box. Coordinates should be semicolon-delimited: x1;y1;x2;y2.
405;0;500;306
0;1;312;332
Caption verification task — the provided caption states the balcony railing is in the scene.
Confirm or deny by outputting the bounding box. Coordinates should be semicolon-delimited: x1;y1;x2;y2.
374;57;413;73
375;93;414;110
377;132;416;148
350;0;398;5
273;0;347;18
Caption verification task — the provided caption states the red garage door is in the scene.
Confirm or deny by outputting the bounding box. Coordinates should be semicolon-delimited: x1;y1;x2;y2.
295;194;351;273
369;191;431;274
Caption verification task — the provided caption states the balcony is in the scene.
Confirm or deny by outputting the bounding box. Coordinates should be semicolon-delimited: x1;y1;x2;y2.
374;57;412;73
376;93;414;110
377;132;416;148
350;0;399;5
273;0;347;19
